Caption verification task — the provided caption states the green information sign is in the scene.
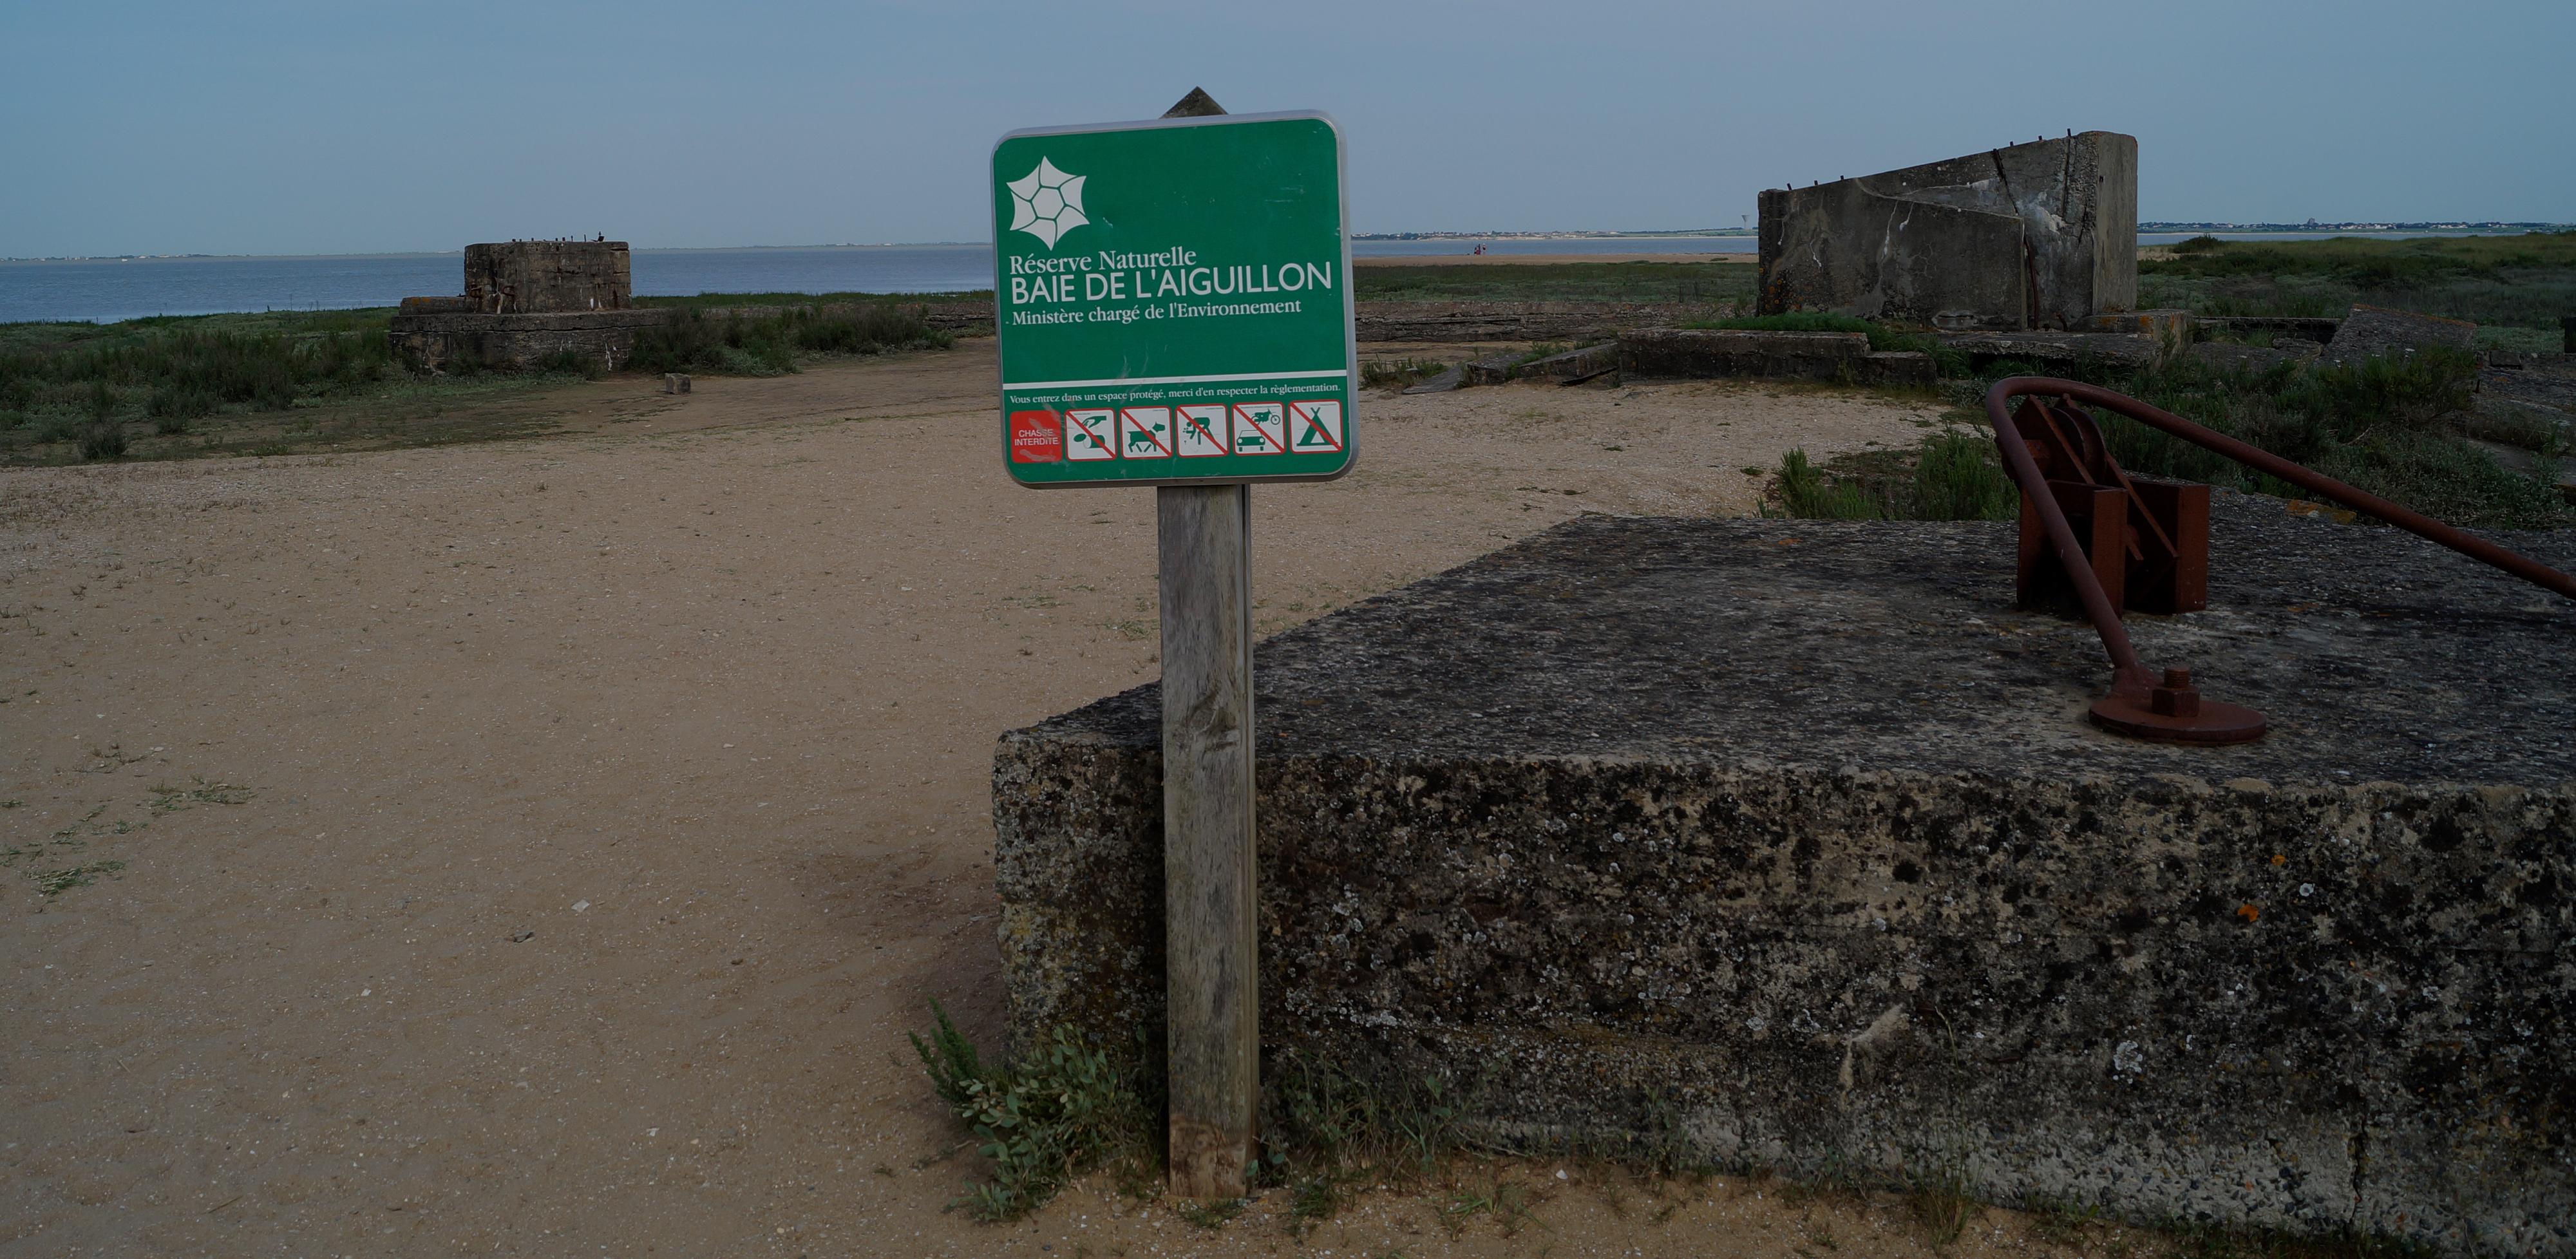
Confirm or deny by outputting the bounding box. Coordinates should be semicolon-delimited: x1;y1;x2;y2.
992;112;1355;488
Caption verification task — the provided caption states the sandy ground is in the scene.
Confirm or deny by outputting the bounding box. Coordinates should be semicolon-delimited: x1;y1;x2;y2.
0;340;2112;1258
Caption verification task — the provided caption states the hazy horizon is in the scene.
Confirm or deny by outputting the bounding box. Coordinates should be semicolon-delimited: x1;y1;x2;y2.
5;0;2569;259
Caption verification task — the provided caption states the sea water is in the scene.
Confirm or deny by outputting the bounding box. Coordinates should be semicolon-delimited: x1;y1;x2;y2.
0;232;2528;325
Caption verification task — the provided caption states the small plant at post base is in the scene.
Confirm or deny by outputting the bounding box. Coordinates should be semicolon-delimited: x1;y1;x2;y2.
909;1000;1151;1222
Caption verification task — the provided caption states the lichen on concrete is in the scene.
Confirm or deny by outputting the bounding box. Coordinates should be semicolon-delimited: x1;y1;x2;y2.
994;497;2575;1256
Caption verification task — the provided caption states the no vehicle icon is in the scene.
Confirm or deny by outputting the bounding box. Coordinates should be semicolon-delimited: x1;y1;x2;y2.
1230;402;1285;455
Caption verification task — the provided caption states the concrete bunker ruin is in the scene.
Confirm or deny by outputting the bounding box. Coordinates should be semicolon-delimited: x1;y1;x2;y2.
996;500;2575;1256
390;240;663;372
1758;132;2139;332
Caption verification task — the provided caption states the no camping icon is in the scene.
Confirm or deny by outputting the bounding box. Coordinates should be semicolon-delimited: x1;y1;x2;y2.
1231;403;1286;455
1288;401;1343;454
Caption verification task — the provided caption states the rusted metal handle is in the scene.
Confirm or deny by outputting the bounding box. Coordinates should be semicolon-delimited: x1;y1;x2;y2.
1984;376;2576;744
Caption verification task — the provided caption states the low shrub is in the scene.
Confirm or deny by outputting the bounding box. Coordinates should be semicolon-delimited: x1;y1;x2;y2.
1772;448;1881;520
535;348;609;380
1912;429;2018;521
147;384;216;433
78;420;129;461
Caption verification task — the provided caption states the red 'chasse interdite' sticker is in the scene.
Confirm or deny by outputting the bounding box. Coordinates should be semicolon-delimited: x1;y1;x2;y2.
1009;411;1061;462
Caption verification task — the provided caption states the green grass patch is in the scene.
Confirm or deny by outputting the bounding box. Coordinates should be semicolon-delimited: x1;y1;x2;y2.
629;304;951;377
2143;231;2576;330
1360;357;1450;388
0;307;578;466
636;289;990;310
1354;259;1753;306
1955;345;2570;530
1767;430;2018;523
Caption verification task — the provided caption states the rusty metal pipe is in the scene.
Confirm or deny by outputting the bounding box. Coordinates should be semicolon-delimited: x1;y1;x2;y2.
1987;377;2576;603
1984;376;2575;744
1985;391;2152;692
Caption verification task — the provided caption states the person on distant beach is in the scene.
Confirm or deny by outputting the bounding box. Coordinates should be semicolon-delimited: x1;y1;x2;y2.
1472;243;1485;256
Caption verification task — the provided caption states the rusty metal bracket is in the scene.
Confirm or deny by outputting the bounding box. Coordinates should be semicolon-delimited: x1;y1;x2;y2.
1984;377;2576;745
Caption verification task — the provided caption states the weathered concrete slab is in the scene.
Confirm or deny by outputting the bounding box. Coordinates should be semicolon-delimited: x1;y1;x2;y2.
1938;330;2165;370
2188;339;2322;374
2325;303;2479;367
1758;133;2138;330
1461;350;1524;386
1622;328;1868;381
996;498;2576;1256
1398;365;1465;395
2077;308;2193;341
2199;316;2344;345
1513;342;1622;383
1618;330;1935;387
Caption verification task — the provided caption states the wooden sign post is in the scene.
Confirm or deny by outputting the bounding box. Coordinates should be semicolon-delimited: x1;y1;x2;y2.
1157;86;1259;1202
989;88;1356;1199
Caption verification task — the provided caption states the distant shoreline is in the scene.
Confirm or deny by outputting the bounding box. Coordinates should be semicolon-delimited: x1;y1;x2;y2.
11;223;2568;265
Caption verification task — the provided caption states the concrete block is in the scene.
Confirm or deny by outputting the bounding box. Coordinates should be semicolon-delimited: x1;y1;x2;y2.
662;373;692;395
1759;133;2138;331
2324;303;2478;367
1857;350;1935;387
995;499;2576;1255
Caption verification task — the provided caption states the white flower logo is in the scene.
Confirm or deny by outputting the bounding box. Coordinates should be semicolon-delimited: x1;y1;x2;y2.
1007;157;1088;249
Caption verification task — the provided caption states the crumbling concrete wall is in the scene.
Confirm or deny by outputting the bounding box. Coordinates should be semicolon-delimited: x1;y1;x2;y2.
392;240;641;370
1759;133;2137;331
388;308;663;372
995;502;2576;1256
462;240;631;313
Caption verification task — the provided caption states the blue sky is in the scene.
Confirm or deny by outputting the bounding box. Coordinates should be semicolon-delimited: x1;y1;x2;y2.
3;0;2568;256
